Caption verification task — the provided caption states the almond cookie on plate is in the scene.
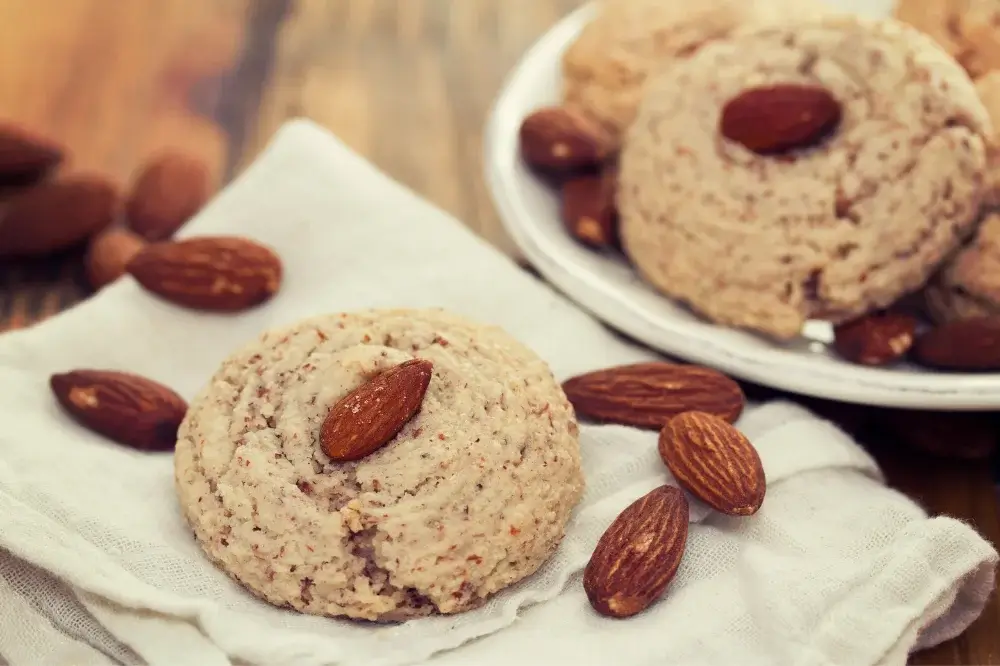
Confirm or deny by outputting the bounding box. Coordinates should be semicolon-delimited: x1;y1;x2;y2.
174;308;584;621
618;16;991;340
895;0;1000;78
925;212;1000;322
561;0;828;143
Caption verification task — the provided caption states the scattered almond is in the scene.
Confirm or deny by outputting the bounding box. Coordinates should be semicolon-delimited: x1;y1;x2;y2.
913;317;1000;370
561;165;618;248
583;485;689;618
658;411;765;516
562;362;745;429
720;84;842;155
519;106;614;173
0;175;119;257
50;369;187;451
832;312;917;366
84;228;147;290
321;358;433;461
0;122;64;184
126;152;211;241
126;236;282;311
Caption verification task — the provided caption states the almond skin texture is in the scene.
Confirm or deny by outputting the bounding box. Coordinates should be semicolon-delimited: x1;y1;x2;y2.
321;359;433;461
0;123;64;184
126;153;211;241
50;370;187;451
720;84;842;155
561;166;619;248
127;236;282;311
519;106;614;173
0;176;119;257
583;485;689;618
85;227;147;290
833;312;917;366
659;411;765;516
562;362;745;429
913;317;1000;370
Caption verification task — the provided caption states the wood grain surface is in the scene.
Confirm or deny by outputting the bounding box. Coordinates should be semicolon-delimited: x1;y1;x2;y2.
0;1;997;664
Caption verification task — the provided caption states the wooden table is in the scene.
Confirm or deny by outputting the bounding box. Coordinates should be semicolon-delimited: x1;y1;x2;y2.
0;1;997;663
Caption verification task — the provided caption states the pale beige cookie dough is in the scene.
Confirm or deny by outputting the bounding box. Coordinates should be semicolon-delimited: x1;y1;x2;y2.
618;16;991;340
975;70;1000;206
925;213;1000;321
562;0;828;142
175;308;584;621
895;0;1000;77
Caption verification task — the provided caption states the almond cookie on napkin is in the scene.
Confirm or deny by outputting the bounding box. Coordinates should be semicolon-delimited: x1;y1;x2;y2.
561;0;828;143
618;16;991;339
175;308;584;622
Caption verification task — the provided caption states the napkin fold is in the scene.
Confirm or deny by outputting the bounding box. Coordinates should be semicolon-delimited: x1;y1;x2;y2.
0;120;995;666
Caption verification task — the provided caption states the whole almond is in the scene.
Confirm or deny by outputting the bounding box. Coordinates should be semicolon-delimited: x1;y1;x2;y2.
720;84;842;155
50;369;187;451
321;359;433;461
561;165;618;248
876;409;998;460
127;236;282;311
583;485;689;618
913;317;1000;370
126;152;211;241
562;362;745;429
832;312;917;366
519;106;614;173
85;228;147;290
659;411;765;516
0;122;64;184
0;176;119;257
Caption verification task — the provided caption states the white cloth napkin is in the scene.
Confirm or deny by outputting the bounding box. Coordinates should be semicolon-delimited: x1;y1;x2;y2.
0;120;995;666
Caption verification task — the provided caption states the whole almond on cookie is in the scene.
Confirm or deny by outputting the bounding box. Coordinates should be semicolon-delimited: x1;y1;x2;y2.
85;228;147;290
321;358;433;461
562;362;745;429
913;317;1000;370
561;165;619;248
720;84;842;155
583;485;689;619
833;312;917;366
519;106;614;173
0;122;64;184
50;370;187;451
126;152;211;241
659;411;765;516
127;236;282;311
0;176;119;257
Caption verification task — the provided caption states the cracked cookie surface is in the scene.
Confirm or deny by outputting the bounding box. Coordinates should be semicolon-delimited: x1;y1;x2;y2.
561;0;827;143
618;16;991;339
174;308;584;621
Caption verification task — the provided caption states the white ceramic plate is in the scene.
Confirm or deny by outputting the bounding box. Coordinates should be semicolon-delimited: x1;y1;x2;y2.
483;0;1000;410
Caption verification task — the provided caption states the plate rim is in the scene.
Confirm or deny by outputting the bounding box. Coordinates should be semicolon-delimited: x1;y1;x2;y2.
483;2;1000;410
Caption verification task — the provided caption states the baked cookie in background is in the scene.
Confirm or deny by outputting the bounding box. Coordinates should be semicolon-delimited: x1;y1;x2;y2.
561;0;829;144
974;70;1000;206
895;0;1000;78
175;308;584;622
925;213;1000;322
617;16;991;340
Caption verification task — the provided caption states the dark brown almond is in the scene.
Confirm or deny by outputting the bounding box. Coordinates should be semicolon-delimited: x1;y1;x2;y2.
126;152;211;241
720;84;842;155
583;485;689;618
50;370;187;451
0;176;119;257
913;317;1000;370
126;236;282;311
561;165;619;248
833;313;917;366
659;411;765;516
0;123;64;184
85;227;147;290
562;362;745;429
321;359;433;461
519;106;614;173
876;409;999;460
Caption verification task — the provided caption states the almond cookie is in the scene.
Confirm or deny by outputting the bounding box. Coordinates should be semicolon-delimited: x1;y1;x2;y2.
925;212;1000;322
618;16;990;339
174;309;584;621
561;0;828;143
895;0;1000;78
974;70;1000;206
